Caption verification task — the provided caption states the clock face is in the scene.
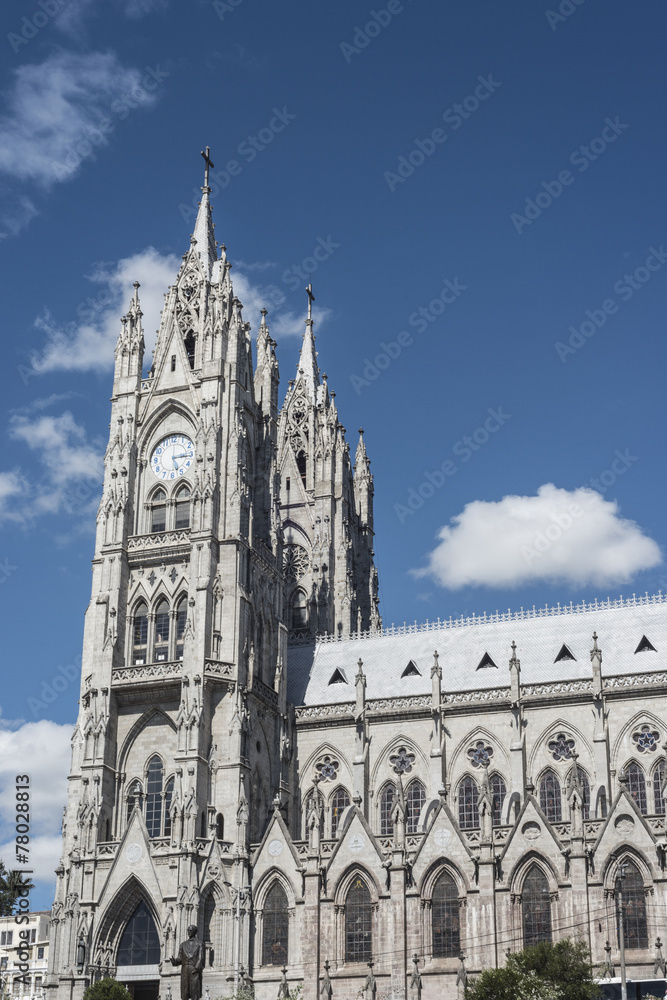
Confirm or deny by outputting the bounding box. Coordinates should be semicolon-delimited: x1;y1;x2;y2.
151;434;195;480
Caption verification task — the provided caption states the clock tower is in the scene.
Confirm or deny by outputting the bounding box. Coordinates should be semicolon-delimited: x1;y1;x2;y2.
47;151;380;1000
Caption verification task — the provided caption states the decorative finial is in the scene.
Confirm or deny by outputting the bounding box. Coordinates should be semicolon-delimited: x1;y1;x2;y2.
359;427;364;436
306;282;315;322
592;631;599;651
201;146;214;190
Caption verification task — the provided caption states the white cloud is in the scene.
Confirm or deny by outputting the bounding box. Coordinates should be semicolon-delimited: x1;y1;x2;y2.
0;195;38;242
31;247;181;373
0;50;162;188
31;249;330;377
414;484;662;590
0;720;73;894
4;409;103;520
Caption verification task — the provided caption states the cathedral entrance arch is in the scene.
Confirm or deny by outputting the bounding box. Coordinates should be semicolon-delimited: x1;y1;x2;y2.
115;901;161;1000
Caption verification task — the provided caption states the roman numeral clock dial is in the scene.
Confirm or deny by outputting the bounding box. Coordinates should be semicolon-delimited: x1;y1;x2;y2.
151;434;195;479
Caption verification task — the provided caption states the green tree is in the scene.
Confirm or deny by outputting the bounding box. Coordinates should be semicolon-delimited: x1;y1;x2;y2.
514;938;601;1000
0;861;35;917
82;979;133;1000
465;941;601;1000
465;961;564;1000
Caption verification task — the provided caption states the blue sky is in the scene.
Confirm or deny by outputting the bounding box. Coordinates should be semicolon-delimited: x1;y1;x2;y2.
0;0;666;908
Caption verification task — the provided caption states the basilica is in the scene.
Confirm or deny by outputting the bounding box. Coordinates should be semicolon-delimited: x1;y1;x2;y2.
47;153;667;1000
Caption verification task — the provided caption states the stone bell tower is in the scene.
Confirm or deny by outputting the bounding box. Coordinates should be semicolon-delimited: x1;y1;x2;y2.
48;148;291;1000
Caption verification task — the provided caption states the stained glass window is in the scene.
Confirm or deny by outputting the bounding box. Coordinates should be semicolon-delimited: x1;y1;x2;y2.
164;777;174;837
467;741;493;767
539;771;562;823
548;733;575;761
291;590;308;630
345;878;372;964
133;603;148;665
619;861;648;950
632;725;660;754
491;774;506;826
215;813;224;839
432;872;460;958
145;756;164;838
262;883;289;966
626;762;647;815
331;788;350;839
117;902;160;966
458;776;479;830
380;784;395;836
203;895;215;945
315;756;339;781
154;599;170;661
522;865;551;948
406;780;426;834
653;762;665;816
390;747;416;775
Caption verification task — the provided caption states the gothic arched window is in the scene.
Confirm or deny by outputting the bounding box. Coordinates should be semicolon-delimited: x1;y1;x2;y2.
331;788;350;839
175;484;191;530
345;877;372;964
522;865;552;947
491;774;507;826
458;776;479;830
539;771;562;823
117;901;160;966
145;756;164;838
203;894;215;966
653;762;665;816
626;762;647;815
215;813;224;839
380;784;395;836
291;590;308;630
296;451;307;486
184;330;196;370
262;883;289;966
151;489;166;533
175;596;187;660
154;599;170;662
619;860;648;950
406;779;426;834
432;871;460;958
133;603;148;665
164;777;174;837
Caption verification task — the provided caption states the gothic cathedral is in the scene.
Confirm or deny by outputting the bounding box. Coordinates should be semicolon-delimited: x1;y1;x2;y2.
48;154;667;1000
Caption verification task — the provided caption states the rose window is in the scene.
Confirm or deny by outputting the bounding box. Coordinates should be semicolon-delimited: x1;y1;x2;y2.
315;755;339;781
390;747;415;775
283;543;309;584
548;733;575;761
632;725;660;753
467;741;494;768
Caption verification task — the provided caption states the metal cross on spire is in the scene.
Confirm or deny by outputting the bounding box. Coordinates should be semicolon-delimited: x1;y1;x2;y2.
306;283;315;321
201;146;215;189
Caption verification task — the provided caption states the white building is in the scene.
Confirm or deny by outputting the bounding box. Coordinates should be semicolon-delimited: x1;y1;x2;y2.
1;913;50;1000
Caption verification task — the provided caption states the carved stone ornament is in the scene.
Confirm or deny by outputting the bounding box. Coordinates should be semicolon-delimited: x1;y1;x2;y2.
283;543;309;583
632;724;660;753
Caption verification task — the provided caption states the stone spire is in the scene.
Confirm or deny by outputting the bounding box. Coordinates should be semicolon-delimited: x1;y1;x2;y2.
296;283;320;402
191;146;218;277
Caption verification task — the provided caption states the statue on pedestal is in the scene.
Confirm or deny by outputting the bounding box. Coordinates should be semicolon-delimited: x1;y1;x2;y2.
169;925;203;1000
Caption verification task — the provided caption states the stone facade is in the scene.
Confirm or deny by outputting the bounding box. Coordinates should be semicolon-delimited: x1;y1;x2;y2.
48;158;667;1000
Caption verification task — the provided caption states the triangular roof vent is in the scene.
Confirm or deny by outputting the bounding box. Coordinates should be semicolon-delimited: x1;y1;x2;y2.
328;668;348;685
476;652;498;670
402;660;421;677
635;635;657;653
554;644;576;663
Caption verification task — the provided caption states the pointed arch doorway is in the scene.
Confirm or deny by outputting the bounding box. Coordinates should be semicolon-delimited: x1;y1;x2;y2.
115;901;161;1000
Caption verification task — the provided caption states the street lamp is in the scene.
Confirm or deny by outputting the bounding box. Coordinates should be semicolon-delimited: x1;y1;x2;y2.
223;882;251;995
